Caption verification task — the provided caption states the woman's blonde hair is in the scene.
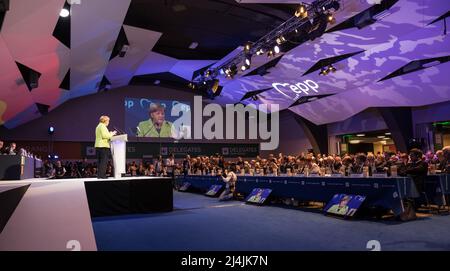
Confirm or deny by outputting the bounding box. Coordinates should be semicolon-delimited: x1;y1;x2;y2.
99;115;110;123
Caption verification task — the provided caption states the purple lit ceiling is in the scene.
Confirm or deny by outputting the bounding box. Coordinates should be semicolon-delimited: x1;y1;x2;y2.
0;0;449;128
217;0;450;121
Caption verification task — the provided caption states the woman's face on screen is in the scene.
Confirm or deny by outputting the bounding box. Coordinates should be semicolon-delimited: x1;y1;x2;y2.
151;110;165;125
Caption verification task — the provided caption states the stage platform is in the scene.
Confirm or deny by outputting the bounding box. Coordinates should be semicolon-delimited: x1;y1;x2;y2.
0;176;173;251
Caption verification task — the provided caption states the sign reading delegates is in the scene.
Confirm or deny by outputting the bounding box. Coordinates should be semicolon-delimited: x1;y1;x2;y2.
124;98;191;138
246;188;272;205
82;142;259;158
221;146;259;157
324;194;366;217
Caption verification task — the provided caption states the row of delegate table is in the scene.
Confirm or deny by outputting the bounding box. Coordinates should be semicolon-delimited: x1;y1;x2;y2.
176;174;450;216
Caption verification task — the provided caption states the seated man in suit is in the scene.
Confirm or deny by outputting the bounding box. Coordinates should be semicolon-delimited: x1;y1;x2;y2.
54;160;67;179
350;153;366;174
332;156;343;174
403;148;428;214
397;153;409;176
405;148;428;193
137;103;174;138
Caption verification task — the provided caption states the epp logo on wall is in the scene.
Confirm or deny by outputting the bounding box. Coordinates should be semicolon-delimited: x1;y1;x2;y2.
221;147;229;155
86;147;96;156
160;147;168;156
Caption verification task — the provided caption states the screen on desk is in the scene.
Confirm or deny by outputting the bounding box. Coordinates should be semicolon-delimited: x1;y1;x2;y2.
205;185;223;196
246;188;272;204
324;194;366;217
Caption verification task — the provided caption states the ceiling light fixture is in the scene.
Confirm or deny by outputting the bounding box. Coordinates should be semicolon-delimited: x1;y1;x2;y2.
60;8;70;17
189;42;199;49
295;4;308;18
349;140;361;144
276;36;286;45
190;0;342;84
244;42;252;52
273;45;280;54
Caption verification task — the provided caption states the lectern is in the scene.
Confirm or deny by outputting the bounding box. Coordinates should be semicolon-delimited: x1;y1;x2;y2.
110;134;128;178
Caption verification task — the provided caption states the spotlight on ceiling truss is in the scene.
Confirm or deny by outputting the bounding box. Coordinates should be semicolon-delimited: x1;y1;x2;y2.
319;64;337;75
192;0;341;85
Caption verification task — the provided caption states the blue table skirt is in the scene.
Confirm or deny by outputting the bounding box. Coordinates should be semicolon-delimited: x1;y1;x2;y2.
176;175;426;215
425;174;450;206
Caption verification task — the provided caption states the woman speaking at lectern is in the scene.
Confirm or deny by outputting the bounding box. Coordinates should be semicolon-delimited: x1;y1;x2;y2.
95;115;117;179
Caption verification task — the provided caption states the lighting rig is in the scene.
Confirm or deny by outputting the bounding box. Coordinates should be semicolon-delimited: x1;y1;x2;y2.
189;0;341;98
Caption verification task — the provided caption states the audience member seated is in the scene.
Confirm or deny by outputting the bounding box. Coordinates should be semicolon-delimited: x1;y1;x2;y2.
13;144;450;181
165;153;175;166
405;148;428;193
160;166;169;177
305;155;320;175
342;155;353;175
366;153;376;175
374;154;388;174
54;160;67;179
183;155;191;175
332;156;343;174
441;146;450;173
350;153;366;174
0;140;4;154
4;142;17;155
128;161;138;176
43;160;55;178
106;164;113;177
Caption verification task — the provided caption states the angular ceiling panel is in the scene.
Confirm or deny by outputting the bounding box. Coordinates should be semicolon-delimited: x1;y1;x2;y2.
237;0;450;120
134;52;178;76
15;52;70;111
169;60;217;81
70;0;131;98
104;25;162;89
1;0;70;116
1;0;67;60
290;61;450;125
0;35;37;127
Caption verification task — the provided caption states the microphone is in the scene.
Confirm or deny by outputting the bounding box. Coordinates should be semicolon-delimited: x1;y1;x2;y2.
113;126;125;135
141;121;158;137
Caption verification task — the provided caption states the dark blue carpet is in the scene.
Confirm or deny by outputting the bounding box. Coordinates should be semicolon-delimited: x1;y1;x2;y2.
92;191;450;251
